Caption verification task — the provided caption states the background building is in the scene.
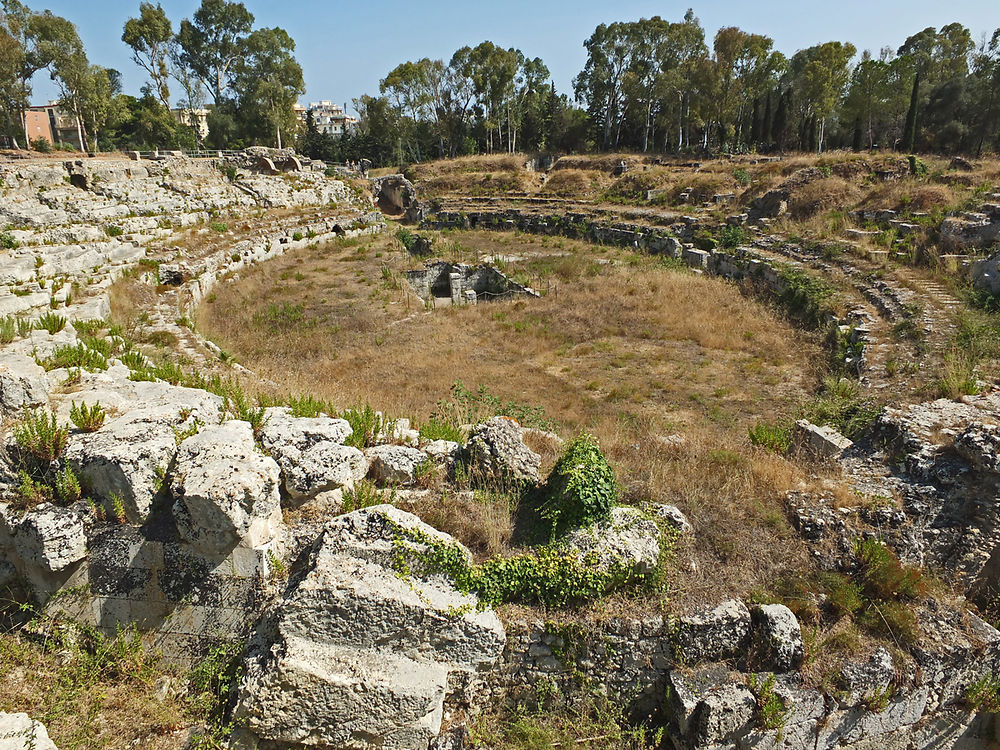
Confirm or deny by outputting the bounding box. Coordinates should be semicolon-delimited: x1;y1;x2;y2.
297;101;358;137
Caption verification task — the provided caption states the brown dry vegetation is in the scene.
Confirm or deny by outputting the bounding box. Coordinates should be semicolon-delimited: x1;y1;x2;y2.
197;228;827;611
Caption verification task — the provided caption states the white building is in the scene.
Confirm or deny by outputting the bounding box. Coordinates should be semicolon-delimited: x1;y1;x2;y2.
172;108;210;140
298;101;358;136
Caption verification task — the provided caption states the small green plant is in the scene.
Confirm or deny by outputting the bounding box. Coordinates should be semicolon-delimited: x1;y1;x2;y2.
0;315;15;344
47;343;109;372
35;311;67;334
120;349;147;371
966;673;1000;713
419;418;465;444
749;673;789;730
14;409;69;464
30;136;51;152
341;479;384;512
105;224;124;237
719;224;748;249
286;394;328;418
54;465;82;504
210;221;228;233
341;403;385;449
748;421;792;453
292;231;303;241
71;319;105;336
540;432;617;536
110;492;128;523
733;168;751;186
70;401;106;432
16;317;32;338
0;231;18;249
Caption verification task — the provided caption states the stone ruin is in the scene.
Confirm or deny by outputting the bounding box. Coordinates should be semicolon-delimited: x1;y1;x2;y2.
405;261;539;306
371;173;423;222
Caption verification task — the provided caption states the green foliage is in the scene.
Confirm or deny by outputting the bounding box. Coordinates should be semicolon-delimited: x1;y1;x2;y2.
220;382;268;436
70;401;106;432
71;319;106;336
47;343;109;372
54;465;82;504
392;520;644;608
253;302;312;332
341;479;385;513
286;393;328;418
748;421;792;453
907;155;928;176
855;538;926;601
120;349;147;372
749;674;789;731
30;136;52;153
776;266;835;326
804;376;880;440
431;381;557;432
292;231;303;241
719;223;748;249
210;221;229;233
341;403;386;449
966;673;1000;713
419;417;465;444
540;433;617;535
0;316;15;344
0;231;19;249
105;224;124;237
186;640;244;731
733;168;751;186
14;409;69;464
35;311;67;334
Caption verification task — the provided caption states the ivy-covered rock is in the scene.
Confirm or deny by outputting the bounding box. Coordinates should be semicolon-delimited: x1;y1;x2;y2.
562;506;661;575
540;432;617;534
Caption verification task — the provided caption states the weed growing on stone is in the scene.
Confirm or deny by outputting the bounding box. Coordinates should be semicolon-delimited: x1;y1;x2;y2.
35;311;67;334
749;673;790;731
46;343;109;372
340;403;386;449
70;401;106;432
14;409;68;464
748;421;792;454
0;315;14;344
965;673;1000;713
105;224;124;237
341;479;384;512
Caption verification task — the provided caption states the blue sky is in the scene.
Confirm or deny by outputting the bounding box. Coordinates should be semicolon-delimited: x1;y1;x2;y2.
26;0;1000;113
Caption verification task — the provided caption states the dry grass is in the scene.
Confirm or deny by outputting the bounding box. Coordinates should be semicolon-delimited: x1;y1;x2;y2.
788;177;863;220
0;631;193;750
539;169;610;198
197;228;826;609
409;153;526;180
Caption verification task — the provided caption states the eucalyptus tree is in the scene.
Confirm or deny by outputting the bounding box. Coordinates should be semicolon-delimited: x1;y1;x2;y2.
122;2;173;110
788;41;855;152
232;26;303;148
176;0;253;106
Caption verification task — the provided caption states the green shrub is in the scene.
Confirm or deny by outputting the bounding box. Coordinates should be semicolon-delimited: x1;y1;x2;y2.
966;673;1000;713
805;376;880;440
748;421;792;453
341;480;384;512
776;266;835;326
30;136;51;153
750;673;789;731
120;350;147;371
540;433;617;535
105;224;124;237
70;401;106;432
35;311;67;334
734;168;751;186
0;231;18;249
392;522;640;608
14;409;68;464
286;394;328;418
419;417;465;444
54;465;82;504
16;317;31;338
855;538;926;601
210;221;228;233
719;223;748;249
292;231;303;241
47;343;109;372
71;319;105;336
341;403;385;449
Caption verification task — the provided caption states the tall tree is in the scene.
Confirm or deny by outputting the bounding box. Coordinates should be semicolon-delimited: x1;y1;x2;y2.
122;2;173;111
176;0;253;106
232;26;303;148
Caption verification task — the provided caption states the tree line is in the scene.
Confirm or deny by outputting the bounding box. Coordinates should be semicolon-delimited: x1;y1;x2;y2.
0;0;303;152
304;10;1000;166
1;3;997;160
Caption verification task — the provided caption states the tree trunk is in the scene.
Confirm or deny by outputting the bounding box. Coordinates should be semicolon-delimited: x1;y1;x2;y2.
902;70;920;152
276;122;282;150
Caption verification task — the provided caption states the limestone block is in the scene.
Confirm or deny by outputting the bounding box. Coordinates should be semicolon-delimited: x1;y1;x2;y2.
466;417;541;485
12;504;86;572
750;603;804;672
563;506;660;575
674;599;752;664
0;352;49;415
171;421;283;553
793;419;853;458
0;712;58;750
365;444;428;487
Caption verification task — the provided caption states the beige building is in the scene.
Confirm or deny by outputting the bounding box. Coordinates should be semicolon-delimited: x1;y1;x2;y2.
172;108;210;140
298;101;358;136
